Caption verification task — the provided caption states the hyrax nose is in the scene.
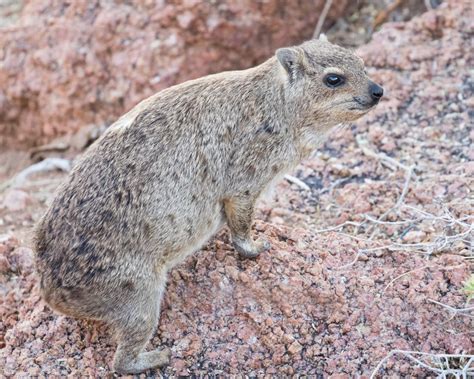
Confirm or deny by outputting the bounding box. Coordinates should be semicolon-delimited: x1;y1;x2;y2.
369;82;384;102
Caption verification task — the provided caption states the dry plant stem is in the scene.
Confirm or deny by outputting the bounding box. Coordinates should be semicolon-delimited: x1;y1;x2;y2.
356;136;409;171
401;204;474;253
332;232;379;244
353;136;416;237
335;243;426;271
381;264;466;296
403;202;474;227
313;0;333;38
438;202;474;228
0;158;71;193
315;205;472;269
381;264;431;295
337;250;364;270
370;350;474;379
368;164;415;239
313;220;363;234
375;227;473;254
424;0;434;10
427;299;474;318
364;215;419;225
335;228;472;269
284;174;310;191
377;165;414;221
373;0;406;29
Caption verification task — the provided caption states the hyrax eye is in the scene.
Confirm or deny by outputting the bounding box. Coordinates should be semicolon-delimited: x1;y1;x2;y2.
324;74;345;88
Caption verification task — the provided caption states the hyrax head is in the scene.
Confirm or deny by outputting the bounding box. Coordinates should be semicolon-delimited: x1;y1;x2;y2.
276;35;383;126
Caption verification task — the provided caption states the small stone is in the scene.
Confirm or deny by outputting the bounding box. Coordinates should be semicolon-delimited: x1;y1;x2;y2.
238;272;250;283
402;230;426;243
225;266;239;281
2;190;32;211
288;341;302;355
15;247;34;273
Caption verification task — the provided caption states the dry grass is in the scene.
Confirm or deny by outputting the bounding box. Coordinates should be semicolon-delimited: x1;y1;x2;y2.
309;138;473;376
370;350;474;378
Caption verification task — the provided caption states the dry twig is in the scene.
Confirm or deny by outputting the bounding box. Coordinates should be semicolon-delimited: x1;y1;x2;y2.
373;0;407;29
427;299;474;319
370;350;474;378
284;175;310;191
356;136;407;171
313;0;333;38
368;164;415;239
0;158;71;193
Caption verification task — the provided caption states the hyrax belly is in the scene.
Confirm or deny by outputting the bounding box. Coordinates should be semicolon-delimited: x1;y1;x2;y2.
154;200;225;271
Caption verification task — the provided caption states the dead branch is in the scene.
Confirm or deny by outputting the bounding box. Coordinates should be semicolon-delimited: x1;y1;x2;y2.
356;135;411;171
373;0;406;30
313;220;363;234
284;174;310;191
313;0;333;39
381;264;466;296
381;265;431;294
370;350;474;378
0;158;71;193
427;299;474;318
368;164;415;239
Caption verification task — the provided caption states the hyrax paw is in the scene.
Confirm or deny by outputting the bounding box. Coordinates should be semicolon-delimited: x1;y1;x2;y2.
256;238;271;253
150;347;171;367
113;348;170;374
234;237;270;258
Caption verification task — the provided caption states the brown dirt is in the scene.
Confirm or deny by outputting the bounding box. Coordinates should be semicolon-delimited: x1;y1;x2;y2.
1;0;473;377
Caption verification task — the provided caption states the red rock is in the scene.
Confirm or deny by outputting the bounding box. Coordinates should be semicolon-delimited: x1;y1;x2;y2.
14;247;34;273
1;189;31;211
0;0;349;148
288;340;303;355
402;230;427;243
238;272;250;283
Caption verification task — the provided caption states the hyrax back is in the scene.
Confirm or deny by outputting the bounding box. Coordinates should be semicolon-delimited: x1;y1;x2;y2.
34;36;382;374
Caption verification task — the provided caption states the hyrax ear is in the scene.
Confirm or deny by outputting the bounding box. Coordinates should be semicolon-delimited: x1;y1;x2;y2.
276;47;305;82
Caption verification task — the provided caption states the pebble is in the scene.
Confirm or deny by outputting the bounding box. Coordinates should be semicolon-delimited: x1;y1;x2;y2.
2;190;32;212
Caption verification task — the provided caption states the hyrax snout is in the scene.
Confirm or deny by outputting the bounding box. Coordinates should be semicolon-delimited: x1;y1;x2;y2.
34;35;382;374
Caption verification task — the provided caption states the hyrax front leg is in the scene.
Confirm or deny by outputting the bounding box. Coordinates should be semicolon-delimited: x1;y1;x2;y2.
224;195;270;258
112;281;170;374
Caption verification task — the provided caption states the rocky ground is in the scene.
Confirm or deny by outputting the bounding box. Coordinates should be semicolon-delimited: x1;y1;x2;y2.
1;0;473;377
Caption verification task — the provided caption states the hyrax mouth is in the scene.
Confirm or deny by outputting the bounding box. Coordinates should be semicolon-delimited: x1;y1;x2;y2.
350;82;384;111
349;96;379;111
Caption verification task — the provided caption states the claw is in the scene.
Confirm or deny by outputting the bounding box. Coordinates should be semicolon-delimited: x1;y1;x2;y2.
233;237;270;258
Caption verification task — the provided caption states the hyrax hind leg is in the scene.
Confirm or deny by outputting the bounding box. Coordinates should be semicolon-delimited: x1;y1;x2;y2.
224;195;270;258
110;279;170;374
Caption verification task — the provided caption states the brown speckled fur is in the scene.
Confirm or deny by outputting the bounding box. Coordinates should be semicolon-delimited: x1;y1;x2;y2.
34;36;382;374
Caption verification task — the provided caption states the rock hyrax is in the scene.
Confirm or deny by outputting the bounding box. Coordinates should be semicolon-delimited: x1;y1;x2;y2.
34;36;383;374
